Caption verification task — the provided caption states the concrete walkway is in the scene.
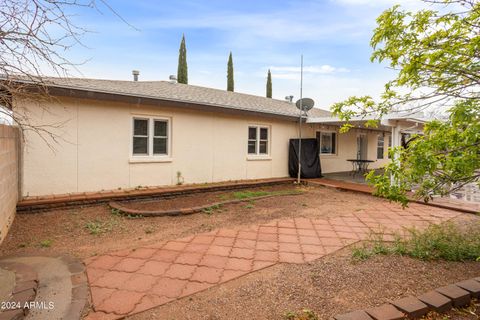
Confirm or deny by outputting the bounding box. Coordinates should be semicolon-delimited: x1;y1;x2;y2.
84;202;462;320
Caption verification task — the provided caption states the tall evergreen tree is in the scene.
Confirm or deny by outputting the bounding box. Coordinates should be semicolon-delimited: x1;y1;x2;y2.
266;69;272;98
227;52;234;92
177;34;188;84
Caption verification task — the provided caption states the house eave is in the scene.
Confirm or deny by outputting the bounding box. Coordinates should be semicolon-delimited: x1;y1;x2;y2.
10;80;300;121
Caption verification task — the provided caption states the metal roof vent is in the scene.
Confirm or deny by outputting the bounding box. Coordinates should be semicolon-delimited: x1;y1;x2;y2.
169;75;177;84
132;70;140;81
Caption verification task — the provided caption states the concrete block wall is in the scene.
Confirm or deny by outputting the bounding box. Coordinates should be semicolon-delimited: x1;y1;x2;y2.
0;124;19;244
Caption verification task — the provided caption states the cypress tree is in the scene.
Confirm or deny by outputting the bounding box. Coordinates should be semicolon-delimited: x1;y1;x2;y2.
266;69;272;98
227;52;234;92
177;34;188;84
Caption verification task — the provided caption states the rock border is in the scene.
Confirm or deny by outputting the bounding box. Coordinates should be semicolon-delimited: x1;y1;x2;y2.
0;261;39;320
59;255;90;320
109;191;303;217
17;178;294;212
334;277;480;320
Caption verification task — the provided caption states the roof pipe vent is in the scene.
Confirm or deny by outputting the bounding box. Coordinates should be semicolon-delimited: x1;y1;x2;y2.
132;70;140;81
169;75;177;84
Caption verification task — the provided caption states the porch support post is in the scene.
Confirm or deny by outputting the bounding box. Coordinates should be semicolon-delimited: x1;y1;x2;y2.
390;122;400;186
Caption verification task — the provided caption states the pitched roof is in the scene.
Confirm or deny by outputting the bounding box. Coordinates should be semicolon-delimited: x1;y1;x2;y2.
39;77;331;118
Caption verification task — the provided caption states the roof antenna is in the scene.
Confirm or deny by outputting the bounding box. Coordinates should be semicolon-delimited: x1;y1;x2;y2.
294;55;315;185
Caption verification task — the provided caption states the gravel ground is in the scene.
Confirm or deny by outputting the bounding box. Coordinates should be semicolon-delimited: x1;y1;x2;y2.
0;185;380;259
1;184;478;320
118;184;294;211
126;247;480;320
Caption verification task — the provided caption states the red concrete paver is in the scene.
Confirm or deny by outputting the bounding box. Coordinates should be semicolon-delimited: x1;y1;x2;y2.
137;260;171;276
190;266;223;283
199;255;229;268
150;249;179;263
163;264;196;280
120;274;157;292
254;250;279;262
86;201;465;318
256;241;278;251
150;277;188;298
225;257;252;271
127;248;157;259
180;281;213;297
206;245;231;257
230;248;255;259
93;271;132;289
97;290;145;315
278;252;304;264
212;236;235;247
130;294;173;315
88;256;123;270
162;241;188;251
111;258;145;273
174;252;204;265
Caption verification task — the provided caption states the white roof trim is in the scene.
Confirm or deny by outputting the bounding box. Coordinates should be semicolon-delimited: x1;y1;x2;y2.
307;114;428;125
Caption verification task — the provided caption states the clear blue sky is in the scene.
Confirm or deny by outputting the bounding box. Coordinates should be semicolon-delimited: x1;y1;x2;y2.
63;0;428;110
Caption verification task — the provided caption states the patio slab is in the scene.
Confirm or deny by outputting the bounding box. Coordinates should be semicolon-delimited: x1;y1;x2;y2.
308;178;480;214
84;201;461;319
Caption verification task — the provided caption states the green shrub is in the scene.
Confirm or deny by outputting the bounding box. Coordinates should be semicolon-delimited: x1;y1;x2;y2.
351;222;480;262
40;240;52;248
283;309;318;320
85;218;119;235
229;189;303;200
232;190;270;199
203;204;222;215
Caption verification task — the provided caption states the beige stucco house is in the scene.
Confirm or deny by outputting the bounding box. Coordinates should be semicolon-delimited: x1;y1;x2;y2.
9;77;424;198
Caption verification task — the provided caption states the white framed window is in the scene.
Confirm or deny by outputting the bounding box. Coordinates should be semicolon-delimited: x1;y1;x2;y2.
153;120;168;155
133;118;149;155
316;131;337;155
377;135;385;159
132;117;170;157
248;126;269;155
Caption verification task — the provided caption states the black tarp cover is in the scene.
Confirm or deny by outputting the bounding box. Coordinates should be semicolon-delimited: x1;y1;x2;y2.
288;139;322;178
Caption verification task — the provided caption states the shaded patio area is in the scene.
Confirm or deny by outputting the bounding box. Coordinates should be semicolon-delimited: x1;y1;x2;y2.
312;173;480;214
322;171;373;185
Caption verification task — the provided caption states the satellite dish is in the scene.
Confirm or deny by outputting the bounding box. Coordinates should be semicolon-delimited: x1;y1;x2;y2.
295;98;314;112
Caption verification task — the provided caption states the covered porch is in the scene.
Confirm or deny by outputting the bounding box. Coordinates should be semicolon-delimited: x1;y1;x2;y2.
305;113;427;175
321;170;384;184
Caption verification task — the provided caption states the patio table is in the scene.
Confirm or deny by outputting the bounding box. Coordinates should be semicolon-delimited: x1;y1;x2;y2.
347;159;375;176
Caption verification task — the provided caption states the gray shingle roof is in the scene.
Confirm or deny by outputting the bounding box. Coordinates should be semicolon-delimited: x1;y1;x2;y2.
41;77;331;118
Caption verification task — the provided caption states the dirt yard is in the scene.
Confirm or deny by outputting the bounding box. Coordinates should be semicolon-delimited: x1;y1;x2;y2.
1;184;372;259
1;184;479;320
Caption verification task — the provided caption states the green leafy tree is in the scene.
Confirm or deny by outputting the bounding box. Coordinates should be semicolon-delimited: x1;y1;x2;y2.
227;52;234;92
266;69;272;98
332;0;480;205
177;34;188;84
